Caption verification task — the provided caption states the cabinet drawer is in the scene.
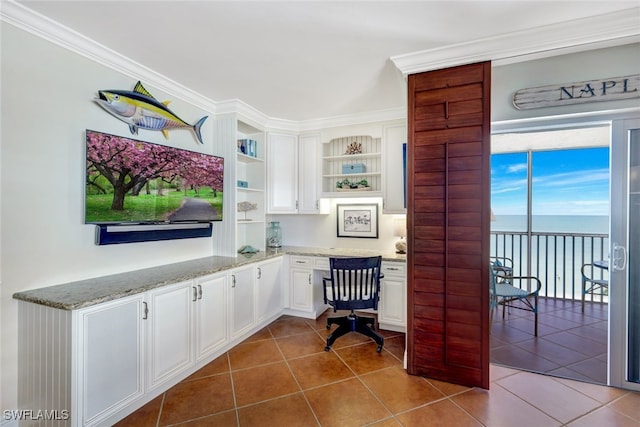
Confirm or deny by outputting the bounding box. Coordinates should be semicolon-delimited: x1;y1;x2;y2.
381;262;406;276
290;256;313;267
314;257;330;270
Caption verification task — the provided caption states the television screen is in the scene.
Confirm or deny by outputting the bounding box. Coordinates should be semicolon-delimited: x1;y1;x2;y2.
85;130;224;224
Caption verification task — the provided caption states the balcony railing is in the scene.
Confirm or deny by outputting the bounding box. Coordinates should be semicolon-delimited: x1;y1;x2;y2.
491;231;609;301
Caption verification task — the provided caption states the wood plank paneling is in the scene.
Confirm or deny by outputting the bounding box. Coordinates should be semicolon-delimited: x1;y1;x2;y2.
407;61;491;389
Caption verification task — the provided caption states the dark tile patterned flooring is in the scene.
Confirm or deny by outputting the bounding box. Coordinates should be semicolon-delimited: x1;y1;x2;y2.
490;297;609;385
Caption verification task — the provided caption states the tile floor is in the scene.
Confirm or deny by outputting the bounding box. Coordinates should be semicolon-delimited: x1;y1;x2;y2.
117;313;640;427
490;297;609;384
116;310;640;427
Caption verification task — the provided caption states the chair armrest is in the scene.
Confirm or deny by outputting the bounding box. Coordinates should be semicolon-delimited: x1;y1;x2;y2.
508;276;542;294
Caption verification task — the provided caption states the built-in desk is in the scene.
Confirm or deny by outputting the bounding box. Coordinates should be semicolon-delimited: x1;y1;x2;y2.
14;246;405;427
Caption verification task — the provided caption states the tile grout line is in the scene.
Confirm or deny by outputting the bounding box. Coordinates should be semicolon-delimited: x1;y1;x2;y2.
271;332;323;427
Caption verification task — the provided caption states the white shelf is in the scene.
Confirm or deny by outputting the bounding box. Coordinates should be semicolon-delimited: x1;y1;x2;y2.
237;187;264;192
237;220;265;224
323;172;381;178
237;153;264;163
322;152;381;161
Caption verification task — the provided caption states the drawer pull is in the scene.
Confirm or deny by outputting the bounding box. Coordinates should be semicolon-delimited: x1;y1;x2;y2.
295;260;307;264
386;267;400;271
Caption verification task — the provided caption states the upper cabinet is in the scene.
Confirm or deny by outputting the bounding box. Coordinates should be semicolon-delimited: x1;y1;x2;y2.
267;132;321;214
236;121;266;251
382;123;408;214
321;135;382;197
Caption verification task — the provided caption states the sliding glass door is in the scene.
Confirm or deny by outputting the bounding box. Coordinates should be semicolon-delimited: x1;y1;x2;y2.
610;118;640;391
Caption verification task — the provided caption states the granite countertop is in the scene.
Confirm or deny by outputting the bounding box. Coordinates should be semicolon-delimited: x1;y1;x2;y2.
13;246;405;310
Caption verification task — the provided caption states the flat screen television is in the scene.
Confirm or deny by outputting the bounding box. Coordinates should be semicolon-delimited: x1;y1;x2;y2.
85;129;224;225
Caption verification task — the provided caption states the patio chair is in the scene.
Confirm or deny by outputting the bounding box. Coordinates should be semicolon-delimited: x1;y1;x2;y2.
490;259;541;336
581;263;609;312
490;256;514;282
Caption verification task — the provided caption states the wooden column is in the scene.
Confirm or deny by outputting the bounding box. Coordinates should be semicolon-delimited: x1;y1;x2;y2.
406;61;491;389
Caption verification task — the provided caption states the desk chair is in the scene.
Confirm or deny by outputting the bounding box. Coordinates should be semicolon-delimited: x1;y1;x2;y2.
581;263;609;312
323;256;384;352
490;259;541;336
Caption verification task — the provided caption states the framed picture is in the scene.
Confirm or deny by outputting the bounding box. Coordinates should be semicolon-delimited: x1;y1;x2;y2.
337;203;378;238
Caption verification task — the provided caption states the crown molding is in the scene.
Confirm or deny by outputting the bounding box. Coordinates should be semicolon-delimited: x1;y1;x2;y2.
1;0;405;132
391;7;640;75
1;0;218;112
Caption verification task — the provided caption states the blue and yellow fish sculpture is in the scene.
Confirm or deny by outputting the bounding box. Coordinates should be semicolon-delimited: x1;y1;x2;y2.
94;81;207;144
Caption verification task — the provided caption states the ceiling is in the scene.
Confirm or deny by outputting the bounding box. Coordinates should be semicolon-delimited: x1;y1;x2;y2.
12;1;640;121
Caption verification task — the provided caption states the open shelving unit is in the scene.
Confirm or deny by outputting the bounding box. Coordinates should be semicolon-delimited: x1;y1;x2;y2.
236;121;266;252
321;135;382;197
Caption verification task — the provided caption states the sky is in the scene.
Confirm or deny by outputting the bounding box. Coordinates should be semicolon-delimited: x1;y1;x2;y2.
491;147;610;216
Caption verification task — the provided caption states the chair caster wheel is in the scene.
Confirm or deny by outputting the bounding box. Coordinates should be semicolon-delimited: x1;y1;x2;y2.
324;346;331;352
377;345;383;353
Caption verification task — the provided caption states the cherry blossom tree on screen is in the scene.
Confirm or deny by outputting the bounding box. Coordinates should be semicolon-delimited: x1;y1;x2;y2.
86;131;223;211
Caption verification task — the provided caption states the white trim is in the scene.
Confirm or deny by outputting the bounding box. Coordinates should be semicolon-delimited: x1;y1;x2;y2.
0;0;405;132
391;8;640;75
0;0;218;113
2;1;638;131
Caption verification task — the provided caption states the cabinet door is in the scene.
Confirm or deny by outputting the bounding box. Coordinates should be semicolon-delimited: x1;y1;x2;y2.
195;273;228;361
379;276;406;329
290;268;314;311
80;295;144;425
146;281;194;390
298;133;320;214
267;132;298;213
256;258;284;322
383;123;408;213
230;266;256;339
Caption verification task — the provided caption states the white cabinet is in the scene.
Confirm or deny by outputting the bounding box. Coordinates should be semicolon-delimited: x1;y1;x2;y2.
194;273;228;362
230;265;256;339
78;295;145;425
321;135;382;196
378;262;406;332
286;256;330;319
267;132;321;214
236;121;266;251
146;281;194;391
289;256;314;312
267;132;298;213
382;123;407;213
256;257;284;322
298;134;322;213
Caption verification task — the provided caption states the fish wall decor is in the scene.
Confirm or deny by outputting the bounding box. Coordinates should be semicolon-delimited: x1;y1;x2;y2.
94;81;208;144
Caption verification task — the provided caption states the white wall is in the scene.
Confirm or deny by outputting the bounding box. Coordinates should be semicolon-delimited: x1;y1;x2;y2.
269;197;403;251
0;24;220;414
492;43;640;123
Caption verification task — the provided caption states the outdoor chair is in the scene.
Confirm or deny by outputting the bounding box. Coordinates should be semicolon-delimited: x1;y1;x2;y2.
581;262;609;312
490;259;541;336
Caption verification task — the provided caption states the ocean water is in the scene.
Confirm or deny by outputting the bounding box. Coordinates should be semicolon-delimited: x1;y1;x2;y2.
492;215;609;234
491;215;609;299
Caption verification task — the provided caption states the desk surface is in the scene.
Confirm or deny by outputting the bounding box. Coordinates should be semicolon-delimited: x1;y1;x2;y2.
13;246;405;310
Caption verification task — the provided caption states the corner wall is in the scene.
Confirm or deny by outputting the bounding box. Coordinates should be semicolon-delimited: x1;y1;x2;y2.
0;24;219;415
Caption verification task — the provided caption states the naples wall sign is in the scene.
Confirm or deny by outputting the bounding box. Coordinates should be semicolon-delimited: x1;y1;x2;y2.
513;74;640;110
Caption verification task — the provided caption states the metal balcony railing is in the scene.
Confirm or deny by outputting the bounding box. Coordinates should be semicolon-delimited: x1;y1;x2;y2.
491;231;609;301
